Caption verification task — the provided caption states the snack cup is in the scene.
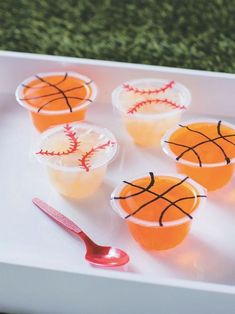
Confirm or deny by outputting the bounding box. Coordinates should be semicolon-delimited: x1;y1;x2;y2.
35;122;117;199
16;71;97;132
112;78;191;147
111;173;206;251
162;119;235;191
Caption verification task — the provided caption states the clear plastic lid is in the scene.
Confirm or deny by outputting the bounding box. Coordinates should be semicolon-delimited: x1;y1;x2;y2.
111;172;206;228
16;71;97;115
35;122;118;172
112;78;191;120
161;118;235;168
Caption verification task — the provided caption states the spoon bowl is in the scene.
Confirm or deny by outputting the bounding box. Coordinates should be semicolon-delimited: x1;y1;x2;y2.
85;245;129;267
85;240;129;267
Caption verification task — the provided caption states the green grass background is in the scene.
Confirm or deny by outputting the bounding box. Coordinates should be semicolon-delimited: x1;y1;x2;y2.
0;0;234;73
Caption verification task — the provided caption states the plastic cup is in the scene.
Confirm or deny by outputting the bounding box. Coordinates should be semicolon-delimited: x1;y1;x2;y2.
112;78;191;147
111;173;206;251
35;122;118;199
16;71;97;132
161;119;235;191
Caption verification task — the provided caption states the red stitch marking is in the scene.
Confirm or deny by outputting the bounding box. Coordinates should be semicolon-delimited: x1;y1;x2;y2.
78;140;115;172
123;80;175;95
127;98;186;114
36;124;80;156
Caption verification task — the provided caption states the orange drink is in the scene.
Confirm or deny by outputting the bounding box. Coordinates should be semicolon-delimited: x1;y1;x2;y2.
112;78;191;147
35;123;117;199
111;173;206;250
16;71;97;132
162;119;235;191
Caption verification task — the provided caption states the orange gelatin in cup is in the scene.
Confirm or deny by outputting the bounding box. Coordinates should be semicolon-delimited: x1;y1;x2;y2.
16;72;97;132
111;173;206;250
163;120;235;191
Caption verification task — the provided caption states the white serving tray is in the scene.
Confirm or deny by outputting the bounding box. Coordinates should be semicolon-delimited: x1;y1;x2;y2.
0;51;235;314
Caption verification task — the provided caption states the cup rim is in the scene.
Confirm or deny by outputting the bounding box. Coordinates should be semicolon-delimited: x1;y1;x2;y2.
15;71;97;115
112;78;191;120
110;172;206;228
161;118;235;168
35;122;118;172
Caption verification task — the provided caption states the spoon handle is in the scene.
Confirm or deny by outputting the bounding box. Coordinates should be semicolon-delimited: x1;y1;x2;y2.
32;198;83;236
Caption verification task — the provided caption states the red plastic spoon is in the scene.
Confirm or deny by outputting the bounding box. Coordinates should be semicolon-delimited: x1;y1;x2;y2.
32;198;129;267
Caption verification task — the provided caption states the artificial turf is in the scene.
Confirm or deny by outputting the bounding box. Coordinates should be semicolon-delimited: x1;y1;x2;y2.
0;0;234;73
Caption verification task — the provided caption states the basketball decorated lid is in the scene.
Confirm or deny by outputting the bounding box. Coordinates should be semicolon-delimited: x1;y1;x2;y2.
16;71;97;115
162;119;235;167
111;172;206;227
35;122;118;172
